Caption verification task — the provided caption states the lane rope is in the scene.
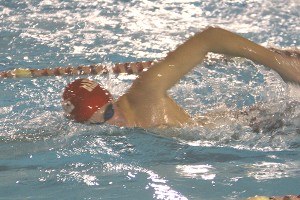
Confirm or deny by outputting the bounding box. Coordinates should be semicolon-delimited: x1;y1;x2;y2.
2;48;298;79
0;60;156;78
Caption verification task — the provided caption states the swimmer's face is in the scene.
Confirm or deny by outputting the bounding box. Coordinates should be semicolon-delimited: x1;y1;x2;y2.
88;102;115;124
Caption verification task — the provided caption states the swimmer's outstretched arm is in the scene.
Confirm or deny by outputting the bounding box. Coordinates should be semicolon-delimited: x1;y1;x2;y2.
133;27;300;93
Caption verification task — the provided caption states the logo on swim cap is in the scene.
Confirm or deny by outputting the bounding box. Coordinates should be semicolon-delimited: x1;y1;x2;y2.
80;79;98;92
62;78;113;122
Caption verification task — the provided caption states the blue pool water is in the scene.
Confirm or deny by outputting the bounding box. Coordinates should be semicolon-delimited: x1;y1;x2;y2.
0;0;300;199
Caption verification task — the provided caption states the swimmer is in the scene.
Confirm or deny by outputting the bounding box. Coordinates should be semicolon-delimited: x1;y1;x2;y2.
62;27;300;128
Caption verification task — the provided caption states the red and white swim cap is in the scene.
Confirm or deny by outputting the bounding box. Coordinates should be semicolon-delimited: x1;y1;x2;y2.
62;78;113;122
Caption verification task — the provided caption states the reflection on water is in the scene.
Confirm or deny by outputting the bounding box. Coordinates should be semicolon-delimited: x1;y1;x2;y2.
147;170;188;200
95;162;188;199
246;161;300;181
176;164;216;180
2;0;299;70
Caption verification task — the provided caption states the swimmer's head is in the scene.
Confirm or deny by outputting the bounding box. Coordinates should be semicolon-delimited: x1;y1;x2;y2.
62;78;113;123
